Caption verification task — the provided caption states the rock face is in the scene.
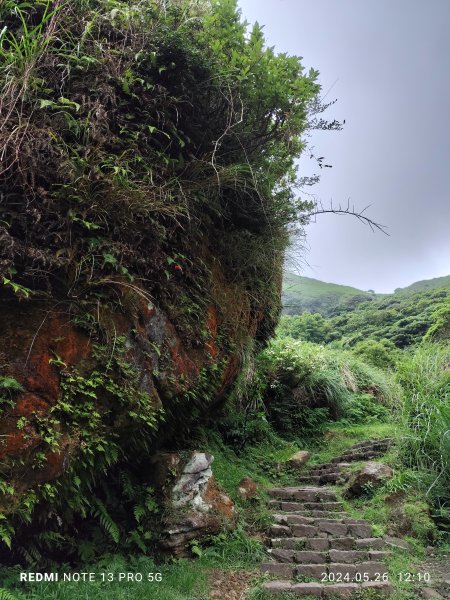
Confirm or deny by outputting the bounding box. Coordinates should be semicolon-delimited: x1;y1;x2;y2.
236;477;258;500
345;462;393;498
287;451;310;470
152;452;236;555
0;266;268;558
0;294;245;501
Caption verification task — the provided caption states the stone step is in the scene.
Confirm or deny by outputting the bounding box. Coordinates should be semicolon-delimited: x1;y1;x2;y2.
273;514;370;526
298;473;342;485
355;537;387;550
309;465;348;475
268;487;338;502
261;560;388;580
271;536;383;551
269;521;372;539
351;438;392;449
269;506;348;519
269;501;344;512
262;580;393;597
319;473;342;483
333;449;388;462
267;548;389;564
269;517;366;539
310;462;351;473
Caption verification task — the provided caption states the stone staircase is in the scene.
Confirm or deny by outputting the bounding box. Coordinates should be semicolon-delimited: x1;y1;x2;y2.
298;438;393;486
261;439;395;597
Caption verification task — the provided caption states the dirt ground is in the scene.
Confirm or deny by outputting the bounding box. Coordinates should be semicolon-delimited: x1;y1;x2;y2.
209;569;258;600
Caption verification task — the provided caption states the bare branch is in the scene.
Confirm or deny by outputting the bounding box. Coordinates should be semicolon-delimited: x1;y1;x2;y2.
307;199;389;235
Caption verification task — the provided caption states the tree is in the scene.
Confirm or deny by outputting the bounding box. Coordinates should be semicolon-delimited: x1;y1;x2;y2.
277;313;332;344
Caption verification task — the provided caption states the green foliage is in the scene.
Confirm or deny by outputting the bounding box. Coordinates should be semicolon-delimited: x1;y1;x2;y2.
340;392;390;424
253;338;398;439
0;376;23;411
424;296;450;342
395;343;450;516
0;335;163;561
0;589;21;600
0;0;323;346
0;554;209;600
351;338;399;369
276;312;332;344
395;274;450;293
283;274;450;349
329;287;450;348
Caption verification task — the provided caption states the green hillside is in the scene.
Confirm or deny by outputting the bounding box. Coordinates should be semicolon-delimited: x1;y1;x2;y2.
329;286;450;347
282;272;450;347
394;274;450;294
282;272;372;316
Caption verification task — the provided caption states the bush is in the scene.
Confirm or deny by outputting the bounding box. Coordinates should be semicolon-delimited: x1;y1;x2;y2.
255;338;398;439
352;338;399;370
395;343;450;515
276;313;332;344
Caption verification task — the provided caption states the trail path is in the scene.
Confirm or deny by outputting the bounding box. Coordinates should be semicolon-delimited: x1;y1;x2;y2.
260;438;403;597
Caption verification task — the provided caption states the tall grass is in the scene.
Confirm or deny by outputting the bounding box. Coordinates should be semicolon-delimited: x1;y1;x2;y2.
396;344;450;514
256;338;400;438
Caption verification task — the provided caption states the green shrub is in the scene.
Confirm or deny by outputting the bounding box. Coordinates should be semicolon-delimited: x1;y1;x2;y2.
276;313;332;344
254;338;399;439
352;338;399;370
395;343;450;515
341;392;390;424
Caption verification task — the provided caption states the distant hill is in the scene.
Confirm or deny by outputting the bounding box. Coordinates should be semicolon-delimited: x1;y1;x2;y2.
282;272;450;347
394;275;450;294
283;272;450;318
282;273;373;316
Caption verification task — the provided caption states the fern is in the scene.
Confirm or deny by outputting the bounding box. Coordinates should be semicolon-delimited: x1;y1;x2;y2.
92;500;120;544
0;589;21;600
0;377;23;392
133;505;145;523
0;520;14;549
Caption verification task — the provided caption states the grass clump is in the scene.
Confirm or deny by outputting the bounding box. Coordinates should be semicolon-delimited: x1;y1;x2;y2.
253;338;399;439
395;343;450;530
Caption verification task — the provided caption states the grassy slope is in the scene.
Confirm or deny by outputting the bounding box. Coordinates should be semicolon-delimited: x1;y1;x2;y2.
282;272;371;316
283;272;450;319
395;275;450;294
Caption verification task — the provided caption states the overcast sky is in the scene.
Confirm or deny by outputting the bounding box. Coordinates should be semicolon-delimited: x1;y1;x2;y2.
238;0;450;293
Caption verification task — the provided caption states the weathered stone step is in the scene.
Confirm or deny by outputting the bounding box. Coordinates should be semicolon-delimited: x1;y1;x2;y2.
268;487;338;502
269;521;372;539
261;560;388;580
273;514;369;526
298;473;342;485
268;547;389;564
263;580;393;597
331;450;381;462
310;463;350;474
269;500;344;512
355;537;387;549
352;438;392;450
270;536;382;551
269;506;348;519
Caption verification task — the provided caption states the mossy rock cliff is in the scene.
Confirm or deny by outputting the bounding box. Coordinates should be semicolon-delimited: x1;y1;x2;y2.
0;0;319;561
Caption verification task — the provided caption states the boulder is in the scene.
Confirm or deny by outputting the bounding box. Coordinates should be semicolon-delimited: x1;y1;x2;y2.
236;476;258;500
154;451;236;556
287;450;310;470
345;461;393;498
